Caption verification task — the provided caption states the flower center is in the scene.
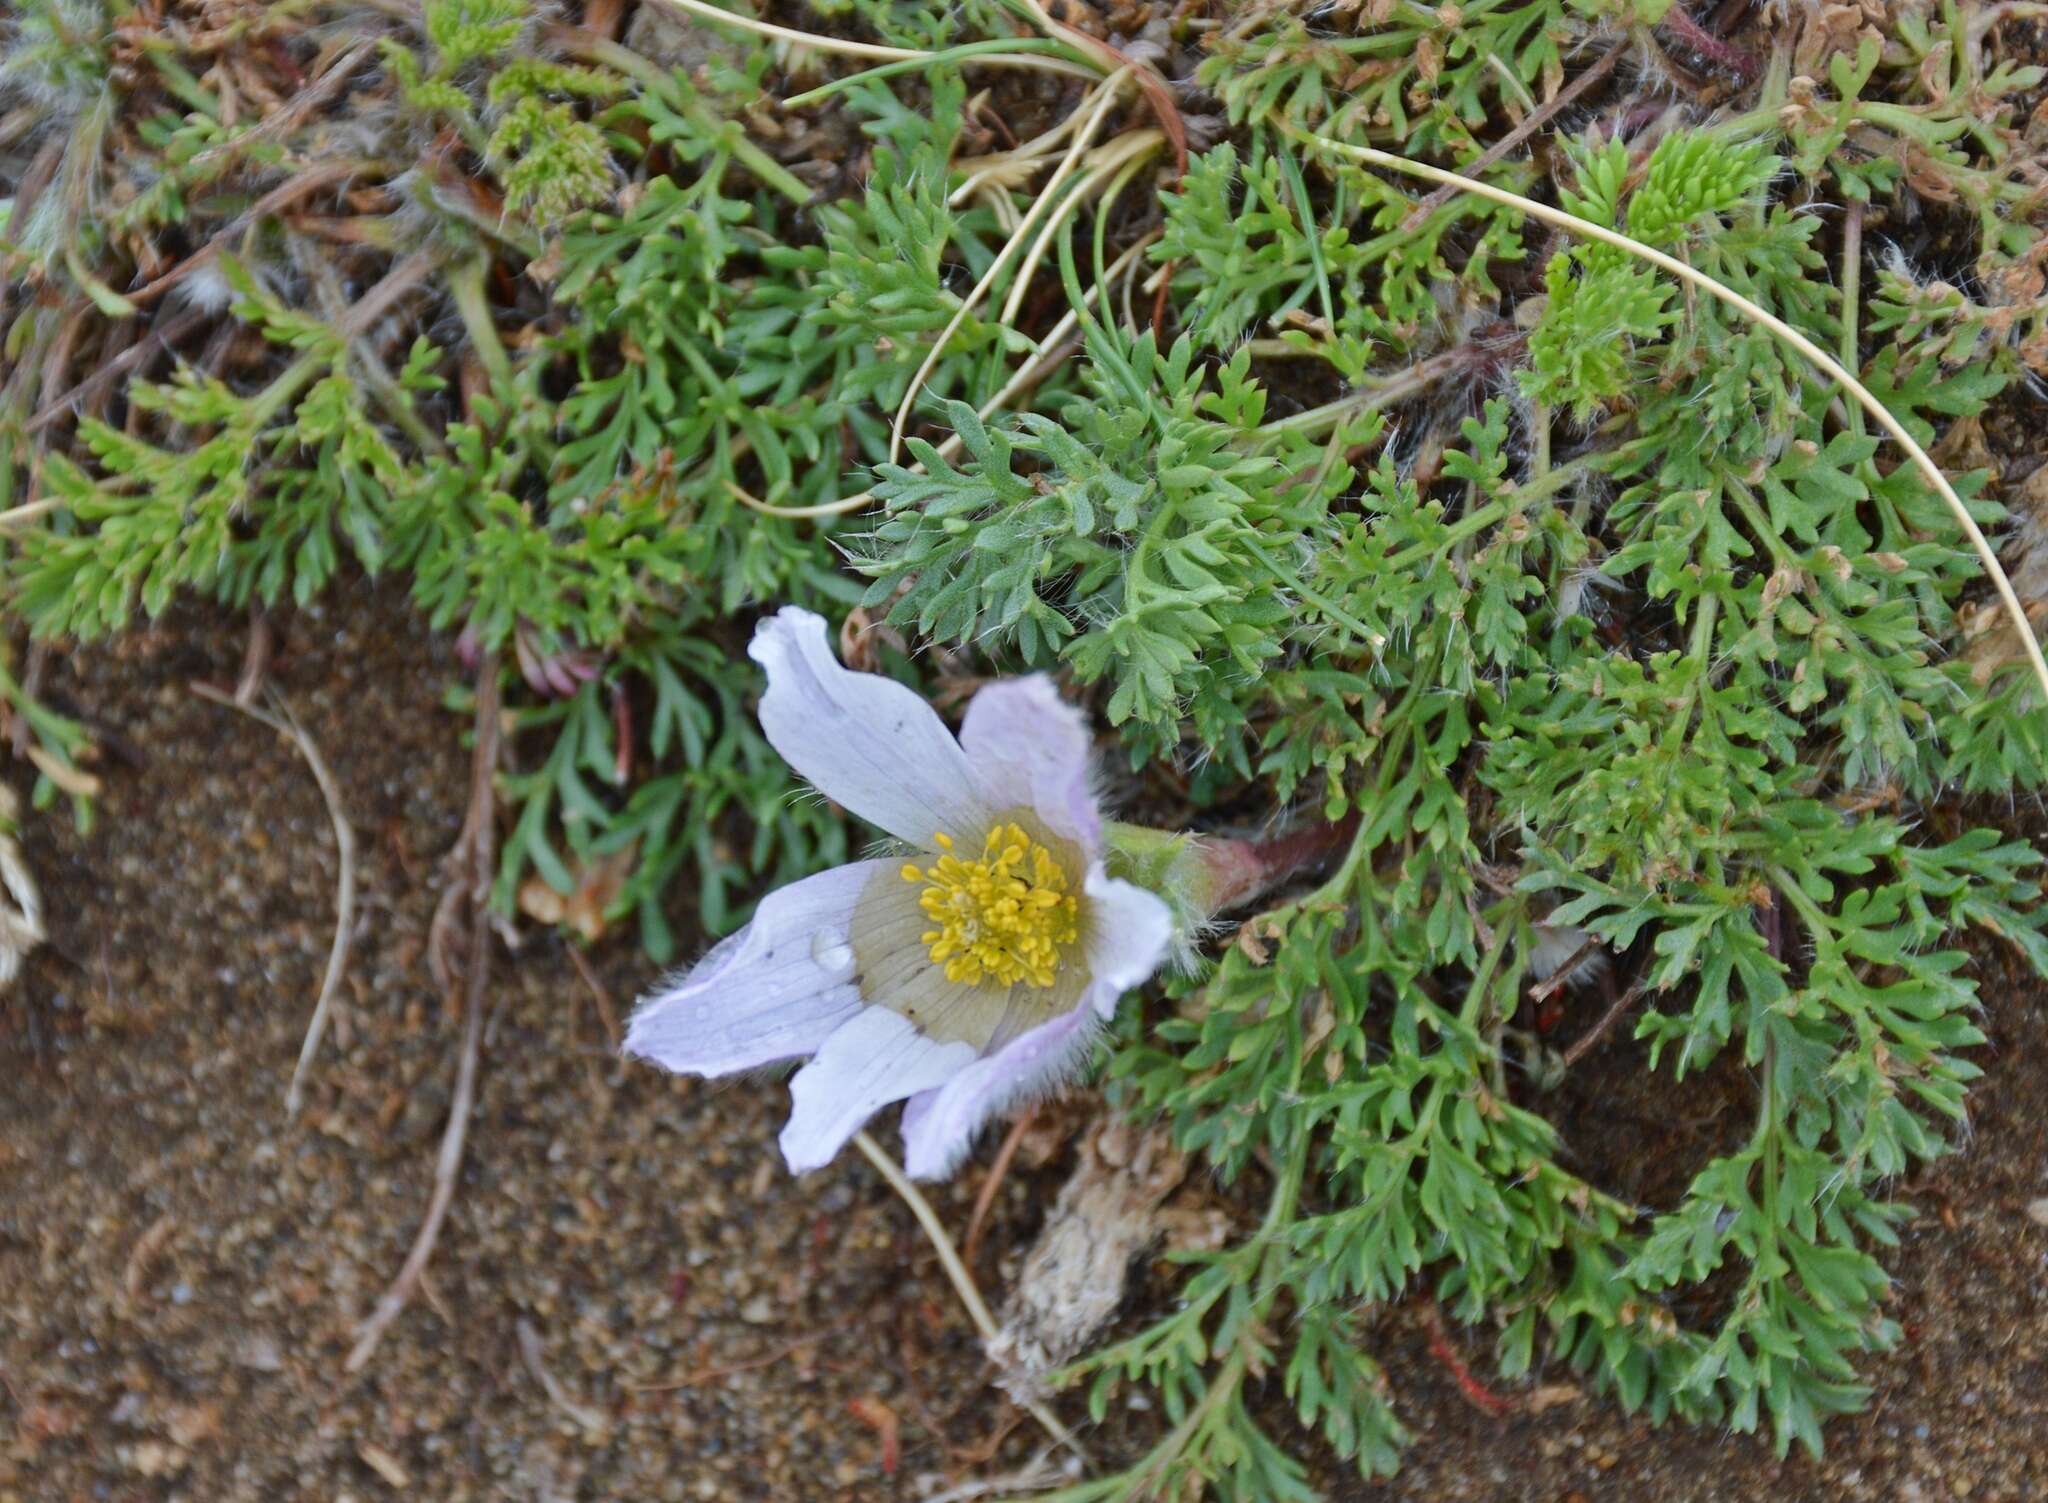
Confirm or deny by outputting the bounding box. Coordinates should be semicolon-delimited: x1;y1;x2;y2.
901;823;1079;989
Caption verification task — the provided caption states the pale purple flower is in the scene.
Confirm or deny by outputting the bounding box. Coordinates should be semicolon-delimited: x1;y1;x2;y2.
625;607;1173;1179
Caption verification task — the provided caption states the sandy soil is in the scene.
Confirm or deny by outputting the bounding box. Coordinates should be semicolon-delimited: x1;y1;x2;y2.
4;585;2046;1503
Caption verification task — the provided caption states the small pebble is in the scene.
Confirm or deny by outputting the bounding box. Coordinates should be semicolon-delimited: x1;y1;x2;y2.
236;1334;284;1372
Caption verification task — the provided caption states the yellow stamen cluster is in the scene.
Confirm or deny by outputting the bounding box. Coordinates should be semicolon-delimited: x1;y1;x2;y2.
901;824;1079;988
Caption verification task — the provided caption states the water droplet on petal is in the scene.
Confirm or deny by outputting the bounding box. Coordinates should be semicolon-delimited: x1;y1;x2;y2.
811;934;854;978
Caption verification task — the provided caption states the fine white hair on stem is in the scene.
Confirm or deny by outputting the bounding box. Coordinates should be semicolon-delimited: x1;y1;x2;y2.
171;260;236;315
1290;123;2048;711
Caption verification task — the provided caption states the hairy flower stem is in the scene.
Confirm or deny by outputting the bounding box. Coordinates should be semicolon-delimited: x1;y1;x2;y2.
1656;6;1762;84
448;254;511;390
1190;810;1366;918
1257;344;1479;439
1100;813;1361;947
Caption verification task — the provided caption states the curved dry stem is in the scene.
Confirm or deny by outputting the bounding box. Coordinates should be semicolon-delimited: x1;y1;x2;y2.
0;498;66;530
648;0;1114;87
850;1130;1088;1466
852;1130;1002;1336
733;234;1160;521
998;129;1164;327
1012;0;1187;179
887;69;1132;467
979;181;1024;237
952;107;1101;207
192;684;357;1118
1294;127;2048;708
645;0;930;60
345;655;501;1374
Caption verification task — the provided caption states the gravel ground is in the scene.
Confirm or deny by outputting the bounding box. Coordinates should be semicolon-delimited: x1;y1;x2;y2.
4;585;2047;1502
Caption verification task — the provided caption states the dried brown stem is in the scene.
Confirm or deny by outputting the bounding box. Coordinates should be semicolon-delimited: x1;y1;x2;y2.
1561;979;1648;1068
9;642;49;759
566;942;622;1049
1528;934;1602;1004
1657;6;1762;84
192;683;357;1117
121;1214;179;1309
233;609;275;706
851;1131;1087;1464
39;308;85;424
203;36;377;160
26;306;210;433
1032;7;1188;182
338;247;445;340
619;1309;865;1392
122;160;366;308
963;1108;1036;1267
1402;45;1624;231
516;1318;608;1434
428;659;503;992
345;654;501;1373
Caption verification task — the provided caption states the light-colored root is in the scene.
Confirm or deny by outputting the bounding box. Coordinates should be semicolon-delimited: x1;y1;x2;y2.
192;683;356;1116
344;655;501;1374
850;1129;1090;1468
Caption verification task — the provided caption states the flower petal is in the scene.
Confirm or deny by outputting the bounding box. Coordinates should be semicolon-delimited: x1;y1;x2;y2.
1080;865;1174;1003
960;676;1100;848
899;1008;1097;1180
780;1007;978;1173
899;865;1171;1180
851;866;1085;1051
623;861;880;1077
749;607;988;846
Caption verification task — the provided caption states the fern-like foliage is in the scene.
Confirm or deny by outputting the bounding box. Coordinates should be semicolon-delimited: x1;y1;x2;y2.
9;0;2048;1493
863;325;1378;761
1521;130;1782;418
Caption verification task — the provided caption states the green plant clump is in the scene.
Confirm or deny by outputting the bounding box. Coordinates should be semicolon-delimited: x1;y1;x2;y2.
5;0;2048;1495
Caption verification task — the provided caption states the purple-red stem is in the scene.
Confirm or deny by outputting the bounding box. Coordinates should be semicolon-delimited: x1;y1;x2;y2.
1204;810;1364;914
1660;6;1762;84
